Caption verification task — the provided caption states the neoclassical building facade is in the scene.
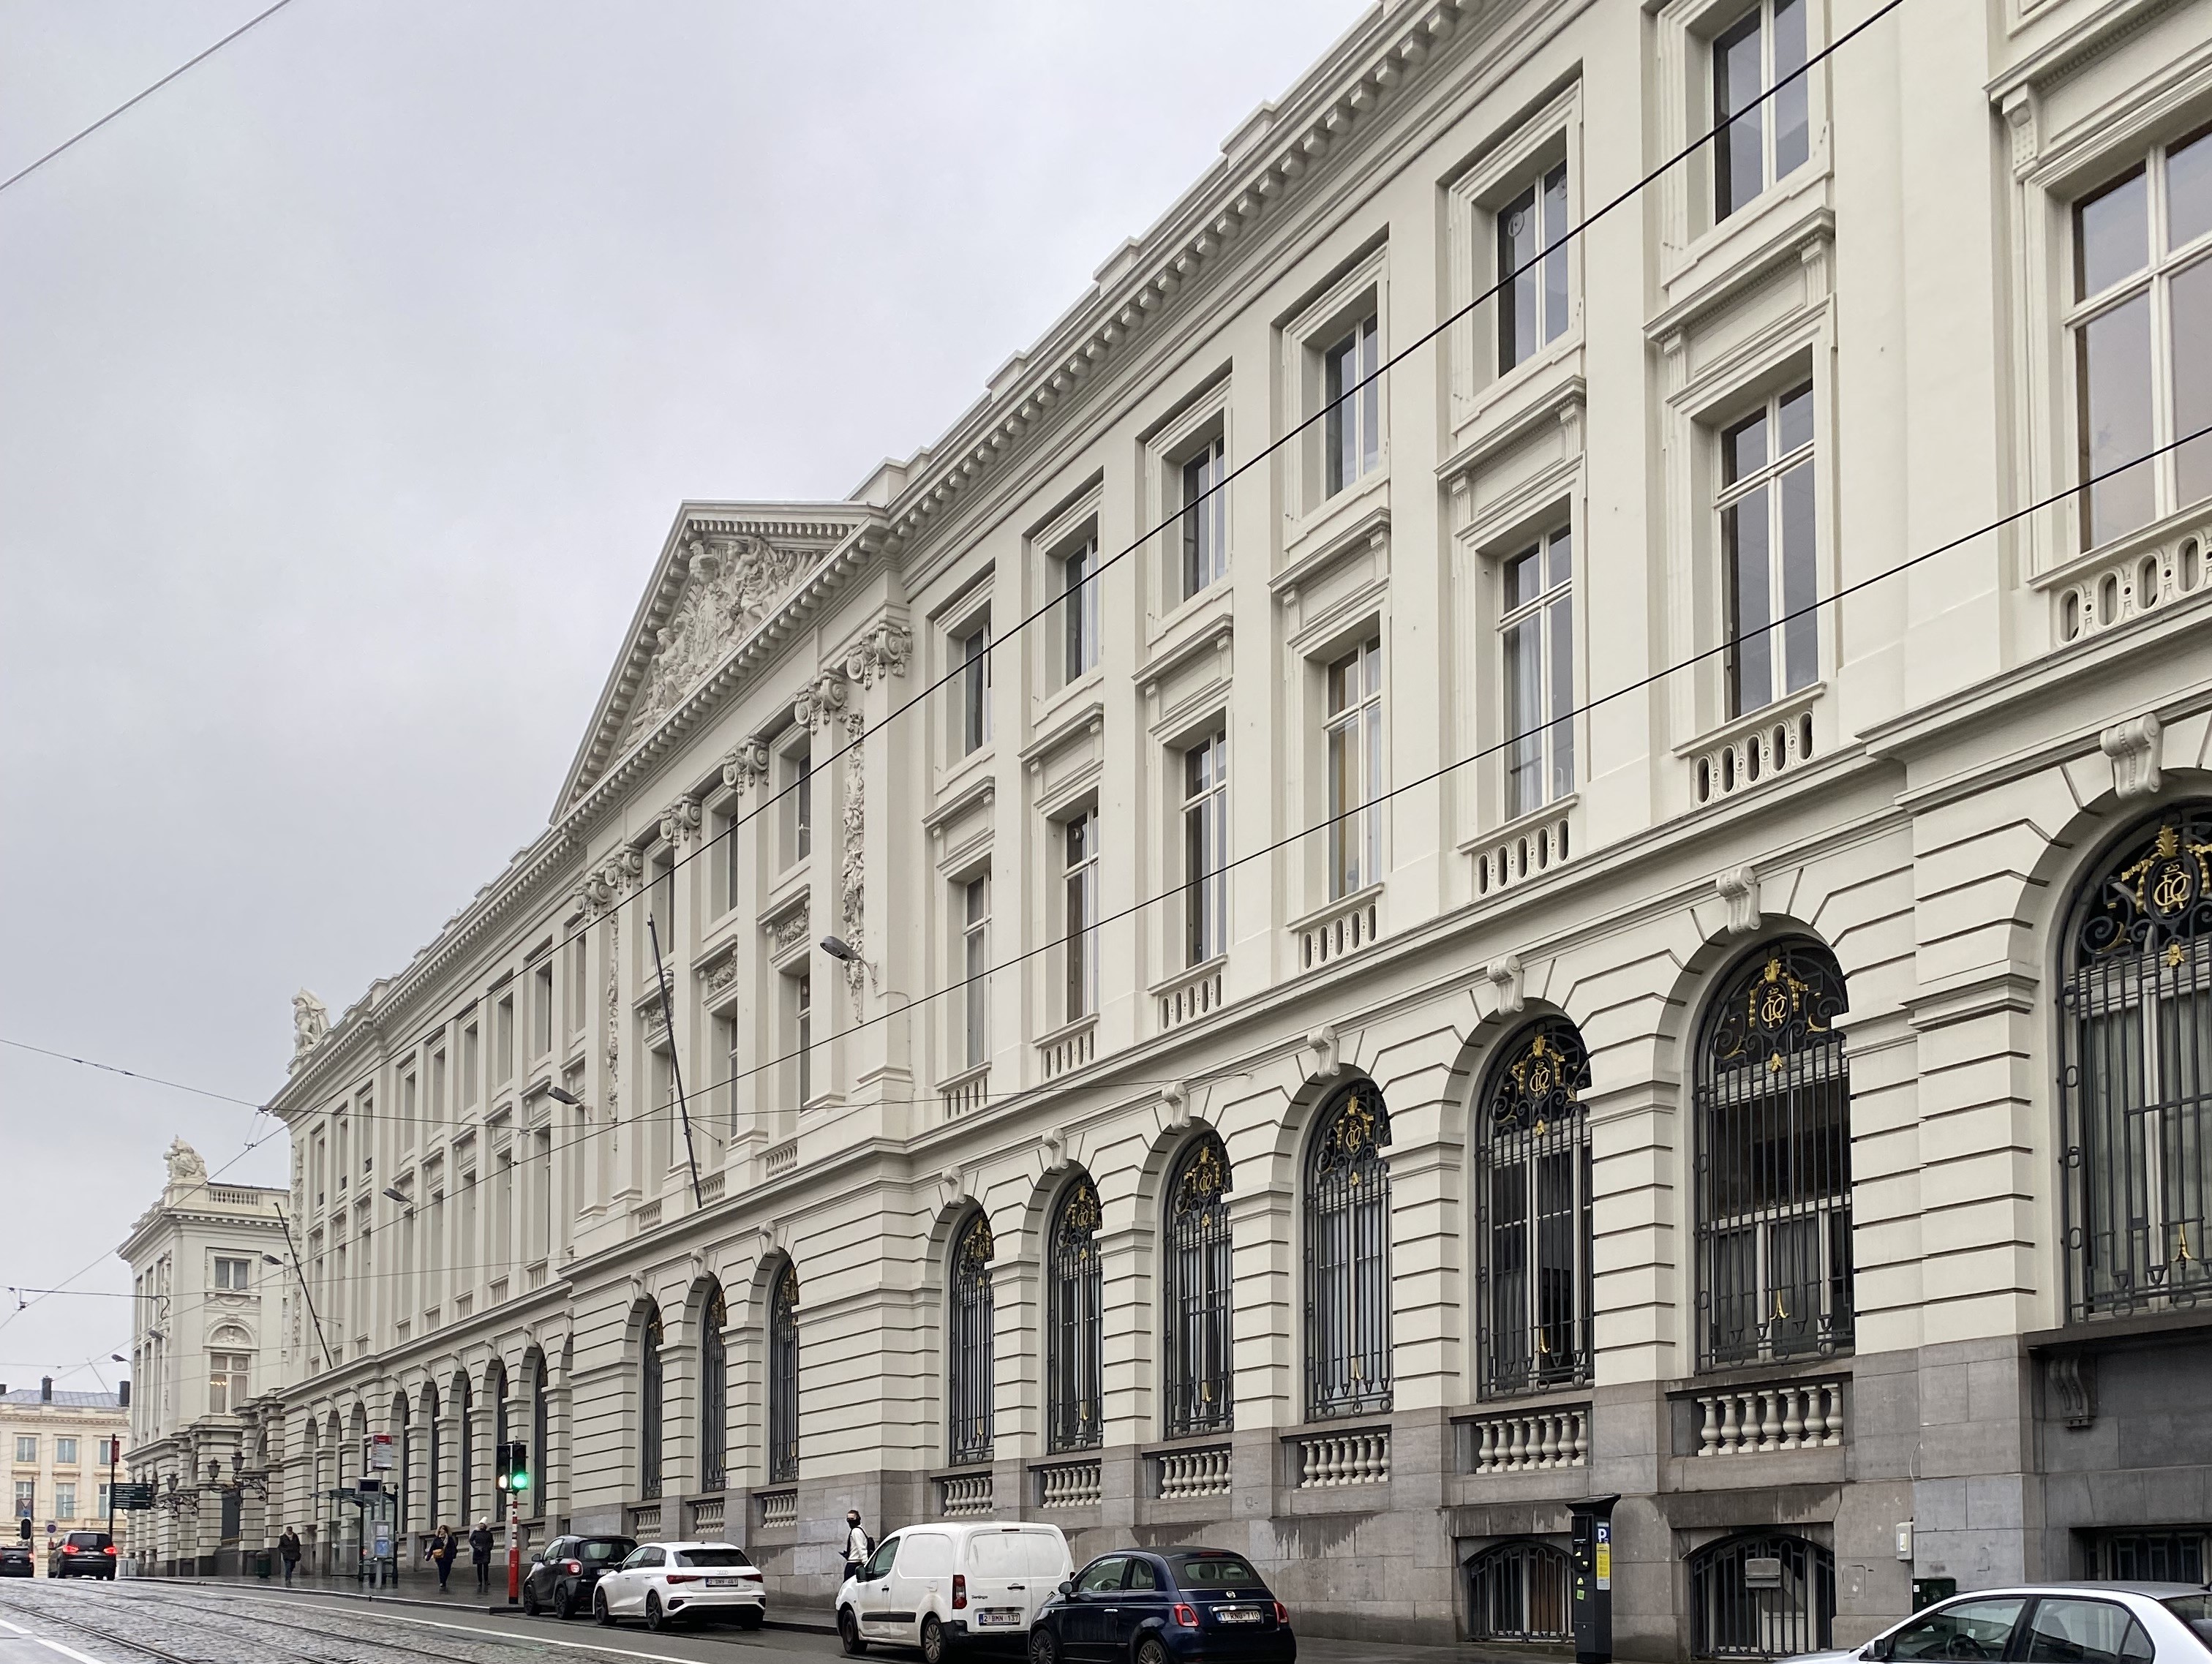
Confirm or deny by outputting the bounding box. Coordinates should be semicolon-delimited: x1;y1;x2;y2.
219;0;2212;1651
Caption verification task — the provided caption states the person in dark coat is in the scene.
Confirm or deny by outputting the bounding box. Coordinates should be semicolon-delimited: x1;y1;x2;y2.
469;1520;494;1594
279;1528;301;1585
426;1525;457;1592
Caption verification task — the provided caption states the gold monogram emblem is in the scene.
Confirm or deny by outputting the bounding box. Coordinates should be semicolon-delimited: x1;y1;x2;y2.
1759;988;1791;1028
2151;864;2194;916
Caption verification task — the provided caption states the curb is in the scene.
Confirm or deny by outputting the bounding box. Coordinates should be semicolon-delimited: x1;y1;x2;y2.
173;1575;840;1636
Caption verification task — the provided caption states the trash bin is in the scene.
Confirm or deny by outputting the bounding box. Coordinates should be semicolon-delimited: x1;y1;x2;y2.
255;1552;271;1580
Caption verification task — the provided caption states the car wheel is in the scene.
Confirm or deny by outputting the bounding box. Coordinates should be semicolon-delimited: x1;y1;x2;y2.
644;1592;668;1633
921;1614;949;1664
1028;1627;1061;1664
594;1589;615;1627
1135;1638;1169;1664
737;1606;764;1630
839;1607;868;1656
554;1584;575;1622
522;1583;541;1616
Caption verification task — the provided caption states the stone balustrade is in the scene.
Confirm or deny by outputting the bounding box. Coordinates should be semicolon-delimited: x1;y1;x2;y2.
1291;1428;1391;1489
756;1489;797;1528
1155;1445;1233;1501
1695;1381;1846;1455
689;1497;725;1534
938;1472;994;1517
1034;1460;1102;1509
1463;1405;1590;1474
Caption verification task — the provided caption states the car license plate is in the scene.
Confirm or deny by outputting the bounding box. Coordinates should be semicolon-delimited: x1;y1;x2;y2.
1216;1606;1263;1624
977;1609;1020;1626
707;1576;742;1587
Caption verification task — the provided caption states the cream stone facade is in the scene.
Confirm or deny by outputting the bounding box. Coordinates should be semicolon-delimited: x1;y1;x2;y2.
151;0;2212;1651
4;1385;127;1551
116;1142;290;1575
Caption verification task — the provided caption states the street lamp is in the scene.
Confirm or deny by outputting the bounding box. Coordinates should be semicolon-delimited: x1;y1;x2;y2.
546;1086;582;1107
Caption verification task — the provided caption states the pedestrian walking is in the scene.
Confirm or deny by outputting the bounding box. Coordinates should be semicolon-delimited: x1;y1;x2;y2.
469;1519;493;1594
840;1510;873;1584
426;1524;457;1592
279;1528;301;1586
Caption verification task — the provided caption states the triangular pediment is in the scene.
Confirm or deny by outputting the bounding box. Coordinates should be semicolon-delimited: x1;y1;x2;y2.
556;500;881;816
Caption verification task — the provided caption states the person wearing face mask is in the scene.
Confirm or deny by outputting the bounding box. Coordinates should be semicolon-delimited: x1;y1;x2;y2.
840;1509;873;1584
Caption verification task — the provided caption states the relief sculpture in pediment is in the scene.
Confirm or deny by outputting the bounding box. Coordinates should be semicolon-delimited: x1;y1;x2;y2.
625;532;819;745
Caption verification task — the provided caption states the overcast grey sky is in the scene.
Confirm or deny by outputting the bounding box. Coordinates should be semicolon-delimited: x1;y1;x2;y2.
0;0;1369;1390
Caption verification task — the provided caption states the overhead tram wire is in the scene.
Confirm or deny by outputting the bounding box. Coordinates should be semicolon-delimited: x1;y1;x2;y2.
527;0;1916;972
0;0;300;198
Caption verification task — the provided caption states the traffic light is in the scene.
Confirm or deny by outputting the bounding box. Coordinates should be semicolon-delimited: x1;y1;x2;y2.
494;1440;529;1494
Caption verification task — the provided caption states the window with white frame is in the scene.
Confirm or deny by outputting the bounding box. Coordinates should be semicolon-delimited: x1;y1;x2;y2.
1062;810;1100;1022
961;872;991;1070
1325;637;1383;897
957;617;993;754
13;1437;34;1465
208;1350;250;1415
53;1483;74;1521
2071;126;2212;549
718;1012;741;1134
789;971;813;1105
496;993;516;1084
400;1069;417;1150
719;803;743;913
1502;526;1576;817
1058;535;1100;683
786;739;813;865
54;1439;77;1467
1711;0;1809;222
1323;313;1381;497
1182;729;1228;965
533;960;554;1058
1499;163;1569;374
1720;380;1817;716
1180;435;1228;598
213;1256;252;1291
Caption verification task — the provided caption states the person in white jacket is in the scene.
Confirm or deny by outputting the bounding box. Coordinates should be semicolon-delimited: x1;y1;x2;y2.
840;1510;872;1584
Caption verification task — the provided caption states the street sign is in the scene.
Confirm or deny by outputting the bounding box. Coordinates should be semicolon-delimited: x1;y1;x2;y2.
1742;1556;1784;1590
366;1432;394;1471
118;1483;156;1510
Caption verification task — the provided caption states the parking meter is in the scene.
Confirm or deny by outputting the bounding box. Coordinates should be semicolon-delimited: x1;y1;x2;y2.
1570;1495;1620;1664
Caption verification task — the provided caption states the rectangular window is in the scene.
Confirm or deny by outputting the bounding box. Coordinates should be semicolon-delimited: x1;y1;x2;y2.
2072;127;2212;548
1720;381;1817;715
462;1024;481;1109
1063;811;1100;1022
208;1352;249;1415
723;805;745;912
963;873;992;1069
1712;0;1808;222
1059;537;1100;683
1182;731;1229;965
788;742;813;864
1325;638;1384;897
793;973;813;1105
12;1481;32;1517
53;1439;76;1467
648;852;674;960
213;1257;252;1291
335;1117;348;1193
496;995;515;1084
431;1047;448;1121
959;620;993;754
533;962;554;1058
1181;437;1228;598
1498;163;1569;374
1323;314;1382;497
399;1070;417;1150
53;1483;74;1521
1502;527;1576;816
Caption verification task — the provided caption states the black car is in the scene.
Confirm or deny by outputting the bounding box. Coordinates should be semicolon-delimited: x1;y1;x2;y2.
1028;1549;1295;1664
0;1540;32;1578
48;1530;116;1578
522;1534;638;1620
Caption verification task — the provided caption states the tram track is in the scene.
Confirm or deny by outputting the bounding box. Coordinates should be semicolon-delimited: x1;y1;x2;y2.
0;1589;346;1664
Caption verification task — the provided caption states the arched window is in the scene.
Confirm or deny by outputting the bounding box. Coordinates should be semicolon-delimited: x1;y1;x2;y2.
1475;1019;1593;1398
640;1304;664;1499
947;1213;995;1465
1690;1533;1835;1657
1467;1540;1573;1644
701;1286;728;1492
769;1262;800;1483
1046;1174;1103;1452
1162;1131;1234;1438
2061;807;2212;1319
1304;1080;1393;1419
1693;943;1853;1370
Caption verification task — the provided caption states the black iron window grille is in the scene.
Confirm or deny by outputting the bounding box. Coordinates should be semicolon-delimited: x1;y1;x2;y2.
1690;1533;1835;1659
1163;1130;1235;1437
1476;1018;1594;1398
948;1213;995;1465
2060;808;2212;1321
1047;1174;1104;1452
640;1305;663;1499
1467;1540;1573;1644
701;1286;728;1493
2085;1529;2206;1582
769;1262;800;1483
1304;1081;1393;1420
1693;943;1854;1371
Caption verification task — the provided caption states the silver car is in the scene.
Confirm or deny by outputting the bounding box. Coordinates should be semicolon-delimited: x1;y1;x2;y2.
1792;1584;2212;1664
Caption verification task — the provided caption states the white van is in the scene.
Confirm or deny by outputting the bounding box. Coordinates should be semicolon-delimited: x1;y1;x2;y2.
836;1520;1073;1660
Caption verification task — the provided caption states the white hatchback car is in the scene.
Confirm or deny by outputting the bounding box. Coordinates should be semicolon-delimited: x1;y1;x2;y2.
1791;1584;2212;1664
837;1521;1073;1661
591;1539;766;1633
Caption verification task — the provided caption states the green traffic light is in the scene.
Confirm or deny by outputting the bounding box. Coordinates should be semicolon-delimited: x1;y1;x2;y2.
513;1473;530;1490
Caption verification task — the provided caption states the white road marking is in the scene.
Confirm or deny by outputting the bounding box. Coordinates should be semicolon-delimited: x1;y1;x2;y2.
0;1621;115;1664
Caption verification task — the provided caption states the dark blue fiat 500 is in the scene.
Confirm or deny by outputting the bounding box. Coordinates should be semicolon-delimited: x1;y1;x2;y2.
1027;1549;1295;1664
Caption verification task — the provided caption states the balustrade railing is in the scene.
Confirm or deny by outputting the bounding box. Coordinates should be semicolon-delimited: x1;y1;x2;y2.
1290;1428;1391;1489
1155;1445;1233;1501
1461;1406;1590;1474
1159;962;1225;1031
940;1066;989;1118
1694;1381;1846;1456
629;1503;661;1536
1475;810;1574;897
689;1497;725;1534
1034;1460;1102;1510
763;1140;797;1180
756;1489;797;1528
1039;1020;1096;1081
1298;892;1379;970
937;1472;994;1518
2051;518;2211;644
1691;697;1818;805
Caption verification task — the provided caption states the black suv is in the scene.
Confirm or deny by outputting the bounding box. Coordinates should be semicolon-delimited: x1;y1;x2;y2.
523;1534;637;1620
48;1530;115;1578
0;1539;32;1578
